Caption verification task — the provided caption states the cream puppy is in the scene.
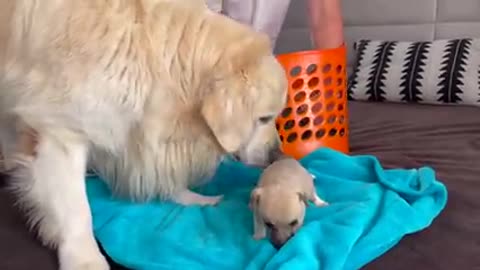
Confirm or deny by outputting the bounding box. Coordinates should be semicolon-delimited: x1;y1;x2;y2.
249;157;328;249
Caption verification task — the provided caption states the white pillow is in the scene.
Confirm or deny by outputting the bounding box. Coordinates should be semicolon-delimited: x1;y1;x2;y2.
348;38;480;106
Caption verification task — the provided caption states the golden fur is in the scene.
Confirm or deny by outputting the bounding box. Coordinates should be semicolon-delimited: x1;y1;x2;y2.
0;0;287;269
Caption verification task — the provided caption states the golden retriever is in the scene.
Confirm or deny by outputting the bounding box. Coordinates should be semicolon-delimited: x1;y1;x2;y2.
0;0;288;269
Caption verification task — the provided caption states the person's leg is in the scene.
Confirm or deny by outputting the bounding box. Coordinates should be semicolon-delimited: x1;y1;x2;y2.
251;0;292;47
307;0;344;49
222;0;292;48
221;0;255;27
205;0;223;13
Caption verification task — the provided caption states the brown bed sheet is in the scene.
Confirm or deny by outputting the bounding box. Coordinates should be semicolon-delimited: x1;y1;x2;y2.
1;101;480;270
349;102;480;270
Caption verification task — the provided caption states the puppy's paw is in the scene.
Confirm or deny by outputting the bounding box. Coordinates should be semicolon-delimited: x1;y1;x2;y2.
313;195;329;207
59;242;109;270
172;190;223;206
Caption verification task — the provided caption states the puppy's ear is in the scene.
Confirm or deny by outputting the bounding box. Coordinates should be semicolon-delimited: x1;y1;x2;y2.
201;90;253;153
297;192;309;207
249;188;263;209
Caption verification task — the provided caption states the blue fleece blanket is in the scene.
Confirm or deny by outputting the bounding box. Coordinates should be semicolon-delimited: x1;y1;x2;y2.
86;148;447;270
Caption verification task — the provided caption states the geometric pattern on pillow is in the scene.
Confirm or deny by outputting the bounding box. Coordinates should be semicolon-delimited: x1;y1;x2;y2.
348;38;480;106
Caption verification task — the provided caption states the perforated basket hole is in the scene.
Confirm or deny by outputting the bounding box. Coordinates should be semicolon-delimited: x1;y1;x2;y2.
294;91;306;103
286;132;298;143
325;89;334;99
290;66;302;77
339;128;345;137
275;123;280;130
327;115;336;124
337;78;343;86
279;135;284;142
339;115;345;124
281;107;292;118
308;77;320;88
324;77;332;86
313;116;324;126
292;79;304;90
315;129;326;138
306;64;317;75
336;65;343;74
328;128;337;137
310;90;321;101
296;104;308;115
336;90;343;99
322;64;332;73
326;102;335;112
284;119;295;130
301;130;313;140
312;102;323;113
299;117;310;127
338;103;344;111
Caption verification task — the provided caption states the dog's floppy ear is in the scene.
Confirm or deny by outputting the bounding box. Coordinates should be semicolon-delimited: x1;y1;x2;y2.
297;192;309;207
249;188;263;209
223;34;271;73
201;90;253;153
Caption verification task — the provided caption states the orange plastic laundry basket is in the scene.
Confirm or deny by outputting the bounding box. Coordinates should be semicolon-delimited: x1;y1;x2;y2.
276;44;349;160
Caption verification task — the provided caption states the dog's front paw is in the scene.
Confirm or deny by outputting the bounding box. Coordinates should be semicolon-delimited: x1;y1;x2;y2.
172;190;223;206
60;258;109;270
59;251;109;270
59;241;109;270
197;194;224;206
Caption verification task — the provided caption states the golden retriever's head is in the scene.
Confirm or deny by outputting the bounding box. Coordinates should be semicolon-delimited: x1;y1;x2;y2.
201;33;287;167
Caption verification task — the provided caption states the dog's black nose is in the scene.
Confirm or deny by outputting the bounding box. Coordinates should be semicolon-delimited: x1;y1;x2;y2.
271;240;284;250
268;147;286;164
271;235;294;250
270;232;295;250
270;238;285;250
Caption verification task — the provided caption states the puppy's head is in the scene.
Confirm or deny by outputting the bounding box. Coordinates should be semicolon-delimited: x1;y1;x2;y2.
250;187;309;249
201;33;288;167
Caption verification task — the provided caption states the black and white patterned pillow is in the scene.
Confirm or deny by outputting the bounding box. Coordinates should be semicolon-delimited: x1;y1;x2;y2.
348;38;480;105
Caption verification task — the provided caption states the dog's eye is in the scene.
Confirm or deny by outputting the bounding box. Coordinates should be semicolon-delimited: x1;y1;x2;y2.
258;116;274;124
265;222;274;229
289;219;298;227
